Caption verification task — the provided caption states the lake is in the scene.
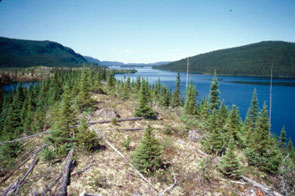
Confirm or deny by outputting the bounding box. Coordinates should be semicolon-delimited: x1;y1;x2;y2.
111;66;295;142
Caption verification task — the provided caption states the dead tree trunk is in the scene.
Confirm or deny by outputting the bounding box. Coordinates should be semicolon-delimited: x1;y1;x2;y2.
0;144;46;185
88;117;144;125
1;155;39;196
56;149;74;196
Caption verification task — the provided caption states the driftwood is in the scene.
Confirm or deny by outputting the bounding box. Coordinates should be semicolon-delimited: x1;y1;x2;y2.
242;176;283;196
91;127;159;193
0;131;51;145
88;117;144;125
79;191;101;196
56;149;74;196
0;144;46;185
1;155;39;196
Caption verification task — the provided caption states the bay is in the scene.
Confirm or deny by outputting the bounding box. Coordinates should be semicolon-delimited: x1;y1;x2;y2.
111;66;295;142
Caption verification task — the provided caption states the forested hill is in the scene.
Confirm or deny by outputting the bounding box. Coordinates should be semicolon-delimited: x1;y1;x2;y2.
155;41;295;78
0;37;88;67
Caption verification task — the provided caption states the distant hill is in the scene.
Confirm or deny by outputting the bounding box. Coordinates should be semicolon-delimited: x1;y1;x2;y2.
155;41;295;78
84;56;101;65
0;37;88;67
100;61;125;66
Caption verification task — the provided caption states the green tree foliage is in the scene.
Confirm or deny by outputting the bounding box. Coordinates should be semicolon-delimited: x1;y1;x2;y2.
202;110;224;155
76;66;93;111
44;84;77;158
287;138;295;160
0;36;88;68
171;72;182;107
183;80;198;115
76;113;99;151
244;88;259;138
226;105;242;146
160;85;170;107
218;137;242;179
218;100;229;128
134;80;155;119
209;71;219;111
245;102;282;174
279;126;287;153
132;125;162;175
155;41;295;78
199;97;209;121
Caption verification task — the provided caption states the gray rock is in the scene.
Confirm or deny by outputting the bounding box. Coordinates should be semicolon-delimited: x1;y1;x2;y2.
188;129;204;142
93;108;120;119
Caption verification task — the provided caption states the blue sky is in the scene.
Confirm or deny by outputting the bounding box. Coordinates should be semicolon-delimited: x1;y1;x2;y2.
0;0;294;63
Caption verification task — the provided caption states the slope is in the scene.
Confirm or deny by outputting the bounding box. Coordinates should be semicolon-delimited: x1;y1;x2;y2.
155;41;295;78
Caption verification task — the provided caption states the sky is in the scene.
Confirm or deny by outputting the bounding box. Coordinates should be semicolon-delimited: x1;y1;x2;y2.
0;0;294;63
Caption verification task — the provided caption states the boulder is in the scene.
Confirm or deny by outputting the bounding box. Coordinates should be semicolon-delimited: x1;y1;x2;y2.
93;108;120;119
188;129;204;142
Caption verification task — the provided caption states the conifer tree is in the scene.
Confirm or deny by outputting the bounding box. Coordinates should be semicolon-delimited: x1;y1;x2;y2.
76;113;99;151
202;110;224;155
184;80;197;115
132;125;162;175
107;70;116;89
160;85;170;107
44;84;77;158
76;66;92;111
218;100;229;128
245;102;282;174
279;126;287;153
171;72;181;107
227;105;242;145
154;78;161;103
209;71;220;111
134;80;155;119
244;88;259;135
135;76;141;92
218;137;242;179
287;138;294;160
199;97;209;121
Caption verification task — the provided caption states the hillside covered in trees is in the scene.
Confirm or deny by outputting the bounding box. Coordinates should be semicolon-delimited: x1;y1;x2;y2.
0;37;88;68
0;68;294;195
155;41;295;78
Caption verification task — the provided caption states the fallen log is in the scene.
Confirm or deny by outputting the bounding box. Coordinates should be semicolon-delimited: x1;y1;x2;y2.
1;155;39;196
242;176;282;196
158;167;178;196
56;149;74;196
40;173;62;196
91;127;159;193
72;161;95;176
0;144;46;185
88;117;144;125
0;131;51;145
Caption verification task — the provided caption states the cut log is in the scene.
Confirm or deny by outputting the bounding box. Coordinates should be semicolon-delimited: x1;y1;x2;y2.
88;117;144;125
91;127;159;193
1;155;39;196
0;144;46;185
56;149;74;196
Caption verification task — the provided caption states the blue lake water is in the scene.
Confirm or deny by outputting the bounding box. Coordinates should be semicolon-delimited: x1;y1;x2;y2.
112;66;295;142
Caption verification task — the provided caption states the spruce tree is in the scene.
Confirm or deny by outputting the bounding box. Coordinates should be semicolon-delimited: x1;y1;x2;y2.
202;110;224;155
287;138;295;160
199;97;209;121
183;80;197;115
171;72;181;107
279;126;287;153
76;66;92;111
218;137;242;179
209;71;219;111
160;85;170;107
245;102;282;174
244;88;259;135
132;125;162;175
76;113;99;151
134;80;155;119
218;100;229;128
227;105;242;145
44;84;77;158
